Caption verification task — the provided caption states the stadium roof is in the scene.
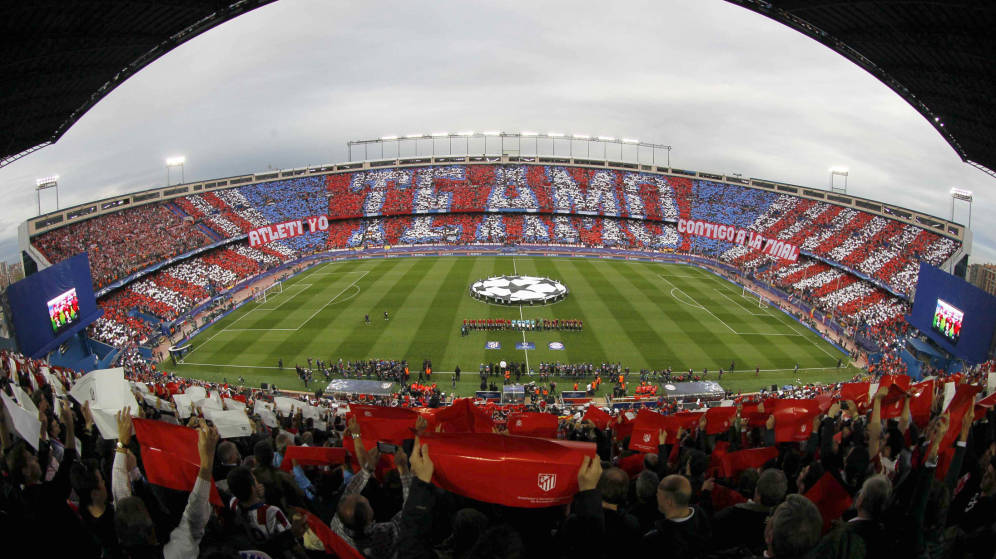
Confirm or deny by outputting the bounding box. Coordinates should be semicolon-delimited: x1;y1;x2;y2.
727;1;996;178
0;0;276;168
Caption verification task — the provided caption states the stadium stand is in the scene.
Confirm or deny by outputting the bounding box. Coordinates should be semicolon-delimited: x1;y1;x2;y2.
30;164;960;351
32;203;215;289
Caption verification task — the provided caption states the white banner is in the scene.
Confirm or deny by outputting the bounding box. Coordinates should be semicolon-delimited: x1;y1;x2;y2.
677;218;799;261
248;215;331;248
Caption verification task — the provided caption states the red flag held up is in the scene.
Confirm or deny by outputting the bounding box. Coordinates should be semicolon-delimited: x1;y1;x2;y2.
773;399;820;442
294;507;364;559
279;446;347;472
582;406;611;430
720;446;779;478
705;407;736;435
804;472;852;534
345;404;418;453
507;412;559;438
421;432;596;508
132;418;222;506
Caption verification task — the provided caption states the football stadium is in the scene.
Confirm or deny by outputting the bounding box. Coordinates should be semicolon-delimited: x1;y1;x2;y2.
1;2;995;559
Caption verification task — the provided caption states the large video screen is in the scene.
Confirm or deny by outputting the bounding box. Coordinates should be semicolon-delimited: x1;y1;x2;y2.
47;288;80;334
909;263;996;363
931;299;963;344
6;253;101;358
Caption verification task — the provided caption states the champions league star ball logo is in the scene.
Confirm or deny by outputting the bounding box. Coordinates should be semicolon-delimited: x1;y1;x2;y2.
537;473;557;492
470;275;568;305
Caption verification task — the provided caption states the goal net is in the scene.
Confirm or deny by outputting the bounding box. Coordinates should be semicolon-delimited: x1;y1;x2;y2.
741;286;768;308
254;281;283;304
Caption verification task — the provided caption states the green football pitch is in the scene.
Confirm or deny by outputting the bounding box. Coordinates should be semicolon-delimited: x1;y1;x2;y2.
170;256;858;396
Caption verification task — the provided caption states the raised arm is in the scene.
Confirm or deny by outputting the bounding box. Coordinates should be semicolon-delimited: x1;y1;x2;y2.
163;421;218;559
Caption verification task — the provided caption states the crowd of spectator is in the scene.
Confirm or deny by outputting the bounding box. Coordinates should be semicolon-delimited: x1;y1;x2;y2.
2;346;995;559
88;246;271;347
33;203;214;289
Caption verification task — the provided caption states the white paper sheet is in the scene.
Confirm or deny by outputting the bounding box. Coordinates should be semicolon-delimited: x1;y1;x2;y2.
942;382;956;412
185;386;207;402
203;409;252;439
2;391;41;450
172;394;193;419
12;385;39;416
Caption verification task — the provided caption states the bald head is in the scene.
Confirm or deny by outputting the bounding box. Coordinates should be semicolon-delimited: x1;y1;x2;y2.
657;474;692;517
337;494;373;533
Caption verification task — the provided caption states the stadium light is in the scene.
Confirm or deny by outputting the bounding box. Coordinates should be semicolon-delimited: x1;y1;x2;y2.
36;175;59;187
597;136;615;141
521;131;538;136
456;130;474;136
405;133;423;139
35;175;59;215
483;130;501;136
950;187;973;228
621;138;639;144
431;132;449;137
829;167;848;194
547;132;565;138
380;135;399;140
166;156;185;186
950;187;973;201
572;134;590;139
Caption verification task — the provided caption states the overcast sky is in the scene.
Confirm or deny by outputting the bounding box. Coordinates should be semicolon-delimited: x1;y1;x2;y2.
2;0;992;265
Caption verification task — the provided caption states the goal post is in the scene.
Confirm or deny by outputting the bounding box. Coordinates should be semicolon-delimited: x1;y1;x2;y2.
741;286;768;308
254;281;283;304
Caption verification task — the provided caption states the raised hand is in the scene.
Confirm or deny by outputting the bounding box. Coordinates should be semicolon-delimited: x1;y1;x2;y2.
117;406;133;445
197;420;219;478
577;455;602;492
410;436;434;483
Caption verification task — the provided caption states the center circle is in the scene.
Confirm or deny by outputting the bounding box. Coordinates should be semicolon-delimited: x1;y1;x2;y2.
469;275;568;305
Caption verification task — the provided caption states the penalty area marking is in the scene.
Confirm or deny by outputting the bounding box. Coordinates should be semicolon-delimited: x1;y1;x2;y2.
658;274;799;337
670;287;705;310
256;283;312;311
713;288;770;317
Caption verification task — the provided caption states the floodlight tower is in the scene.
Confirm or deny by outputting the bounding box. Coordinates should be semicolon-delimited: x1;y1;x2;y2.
950;187;973;229
35;175;59;215
829;167;848;193
166;156;185;186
